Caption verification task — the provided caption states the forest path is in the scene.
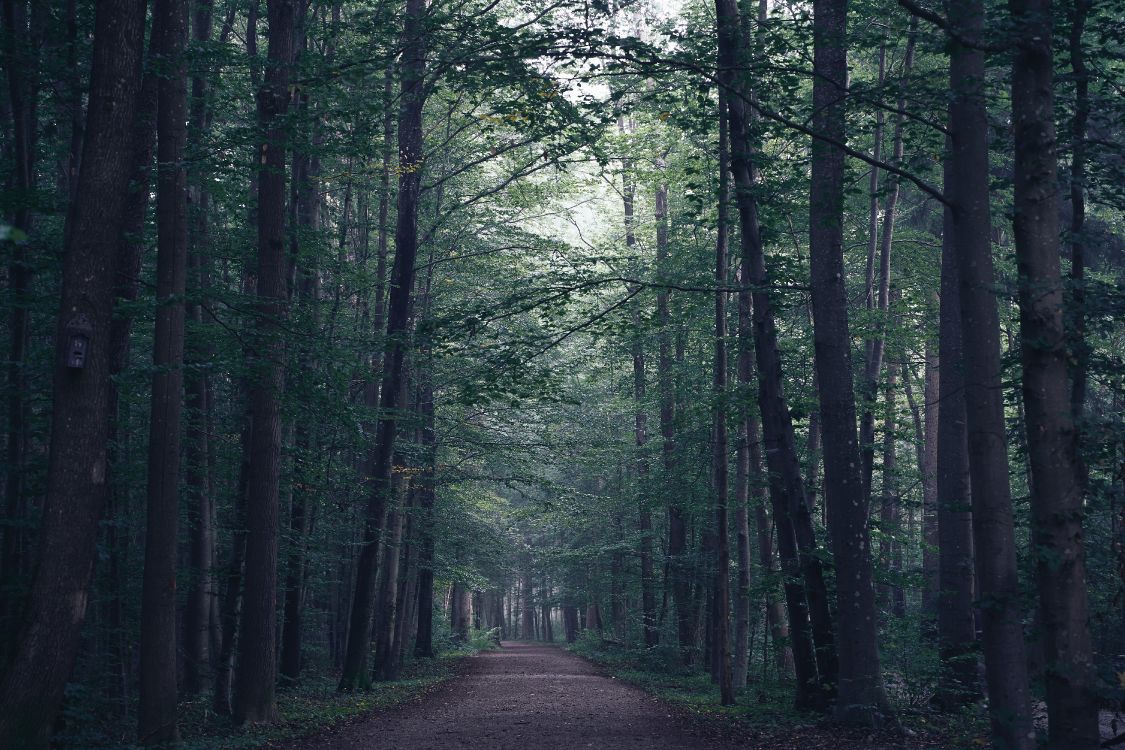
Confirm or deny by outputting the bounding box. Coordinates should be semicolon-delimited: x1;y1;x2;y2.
286;640;734;749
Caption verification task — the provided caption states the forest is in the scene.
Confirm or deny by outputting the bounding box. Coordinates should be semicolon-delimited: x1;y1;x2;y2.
0;0;1123;747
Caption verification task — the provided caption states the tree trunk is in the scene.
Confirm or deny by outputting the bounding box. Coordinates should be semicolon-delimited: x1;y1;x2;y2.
809;0;888;722
1067;0;1090;493
338;0;427;690
622;144;658;649
232;0;296;725
859;26;917;500
656;173;693;663
214;5;260;713
877;366;903;617
394;497;419;666
947;0;1033;741
451;583;471;642
372;496;406;679
182;0;217;699
0;1;147;744
103;64;158;719
0;0;42;626
138;0;189;741
934;178;977;708
521;568;536;640
712;89;735;707
716;0;830;709
733;270;757;691
413;363;437;658
918;343;940;620
1010;0;1098;742
280;60;322;685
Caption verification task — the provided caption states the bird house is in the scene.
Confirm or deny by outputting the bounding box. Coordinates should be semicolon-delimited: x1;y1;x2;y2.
64;313;93;369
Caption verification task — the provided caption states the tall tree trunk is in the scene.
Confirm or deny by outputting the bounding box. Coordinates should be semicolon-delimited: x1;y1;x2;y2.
213;4;261;714
859;26;917;499
934;178;977;708
915;342;940;620
521;569;536;640
805;370;822;515
413;362;437;658
280;68;322;686
1067;0;1090;493
622;143;658;649
0;0;42;625
138;0;189;741
809;0;888;722
338;0;427;690
1010;0;1098;742
877;367;903;617
394;494;419;665
372;495;406;680
656;173;692;663
104;35;158;726
182;0;217;698
233;0;296;725
716;0;831;709
0;1;147;744
947;0;1033;741
712;90;735;707
733;273;753;691
452;583;471;642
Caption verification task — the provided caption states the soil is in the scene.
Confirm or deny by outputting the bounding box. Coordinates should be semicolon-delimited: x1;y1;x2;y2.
280;641;731;749
278;641;949;749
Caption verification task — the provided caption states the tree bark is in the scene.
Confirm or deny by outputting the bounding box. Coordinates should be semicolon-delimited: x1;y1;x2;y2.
338;0;427;690
733;276;753;690
1010;0;1098;742
182;0;217;699
232;0;296;725
372;495;406;679
0;0;42;623
877;367;903;617
1067;0;1089;493
214;5;261;713
712;89;735;707
716;0;830;707
413;362;437;658
946;0;1033;741
622;145;658;649
656;173;693;663
809;0;888;722
0;1;147;745
859;26;917;499
138;0;189;741
916;342;940;620
934;161;978;708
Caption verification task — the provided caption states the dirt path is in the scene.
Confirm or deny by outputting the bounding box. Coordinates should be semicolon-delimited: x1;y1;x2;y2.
286;641;732;749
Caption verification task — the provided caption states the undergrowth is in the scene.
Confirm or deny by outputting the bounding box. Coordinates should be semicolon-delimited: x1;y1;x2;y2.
565;631;990;748
54;632;499;749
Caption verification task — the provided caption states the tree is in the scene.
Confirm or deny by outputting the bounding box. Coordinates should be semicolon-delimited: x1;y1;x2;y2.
232;0;297;724
138;0;189;741
946;0;1034;742
934;158;977;708
339;0;428;690
712;90;735;707
1010;0;1098;742
716;0;832;709
808;0;889;723
0;1;148;744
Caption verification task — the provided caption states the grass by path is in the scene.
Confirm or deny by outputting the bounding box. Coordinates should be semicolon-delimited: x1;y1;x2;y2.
184;655;466;750
54;649;482;749
565;635;989;749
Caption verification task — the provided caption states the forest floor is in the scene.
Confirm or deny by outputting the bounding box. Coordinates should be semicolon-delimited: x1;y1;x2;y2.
271;641;958;749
